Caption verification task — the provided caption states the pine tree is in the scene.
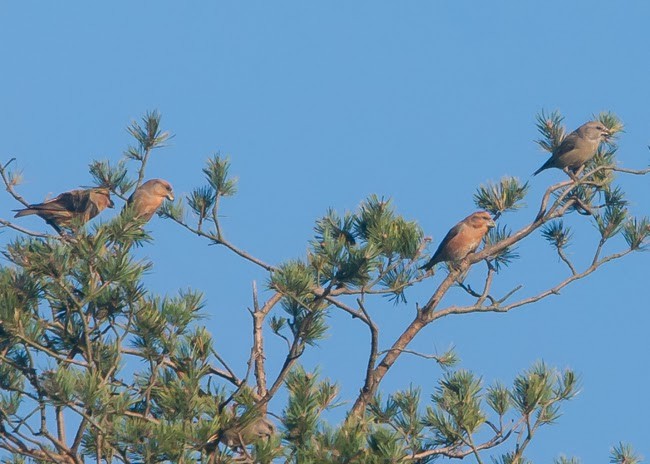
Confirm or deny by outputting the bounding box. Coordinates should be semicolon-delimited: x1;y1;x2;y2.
0;112;647;463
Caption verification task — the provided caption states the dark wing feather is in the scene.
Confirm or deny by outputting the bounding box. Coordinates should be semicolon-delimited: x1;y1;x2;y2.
533;132;580;175
420;222;463;270
13;191;91;229
554;132;579;158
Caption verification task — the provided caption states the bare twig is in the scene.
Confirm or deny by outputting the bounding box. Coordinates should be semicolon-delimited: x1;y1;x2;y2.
169;216;276;272
323;295;367;321
0;158;30;207
251;281;271;397
376;348;450;365
358;298;379;389
410;428;511;460
557;247;578;275
0;218;56;239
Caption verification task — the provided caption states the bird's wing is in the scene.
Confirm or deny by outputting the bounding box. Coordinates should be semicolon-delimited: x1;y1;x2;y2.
126;189;137;205
426;222;464;265
124;187;158;221
84;198;102;220
27;192;89;213
554;132;579;157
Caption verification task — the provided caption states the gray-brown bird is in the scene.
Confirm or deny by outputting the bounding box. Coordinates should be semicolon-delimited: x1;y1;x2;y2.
533;121;610;176
420;211;495;272
126;179;174;222
219;416;276;449
14;188;114;231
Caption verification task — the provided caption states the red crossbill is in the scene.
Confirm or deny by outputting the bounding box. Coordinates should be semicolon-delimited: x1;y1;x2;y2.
126;179;174;222
14;187;114;230
420;211;495;271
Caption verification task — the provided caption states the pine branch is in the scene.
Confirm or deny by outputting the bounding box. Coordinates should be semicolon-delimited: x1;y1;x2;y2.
350;160;649;416
0;158;30;207
250;288;283;398
166;214;276;272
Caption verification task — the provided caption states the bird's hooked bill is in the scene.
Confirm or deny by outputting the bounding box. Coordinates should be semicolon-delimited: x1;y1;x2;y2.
166;193;174;201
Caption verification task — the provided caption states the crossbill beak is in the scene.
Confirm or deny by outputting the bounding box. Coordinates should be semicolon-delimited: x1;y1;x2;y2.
108;198;115;208
166;192;175;201
487;218;496;228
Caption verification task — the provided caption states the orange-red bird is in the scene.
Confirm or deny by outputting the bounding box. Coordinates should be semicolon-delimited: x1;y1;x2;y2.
420;211;495;271
14;188;114;230
126;179;174;222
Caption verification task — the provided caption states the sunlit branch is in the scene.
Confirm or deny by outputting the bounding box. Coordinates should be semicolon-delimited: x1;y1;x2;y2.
350;161;649;416
168;215;276;272
248;287;282;399
358;298;380;390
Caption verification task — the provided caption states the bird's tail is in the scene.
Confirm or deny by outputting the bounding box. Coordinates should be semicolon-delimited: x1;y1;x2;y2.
532;159;552;176
419;261;435;273
13;209;34;218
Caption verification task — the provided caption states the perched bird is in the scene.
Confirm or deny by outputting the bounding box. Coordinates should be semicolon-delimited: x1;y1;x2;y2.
126;179;174;222
533;121;610;176
219;416;276;449
14;188;114;231
420;211;496;272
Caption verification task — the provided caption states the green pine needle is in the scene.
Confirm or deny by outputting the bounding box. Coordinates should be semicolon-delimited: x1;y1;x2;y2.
541;220;573;249
269;315;287;334
493;452;533;464
535;110;566;153
429;370;485;437
486;381;511;416
484;225;519;271
124;110;171;160
595;111;624;137
585;147;617;186
188;186;217;219
602;186;628;209
203;155;238;197
594;206;627;240
610;442;642;464
158;198;186;222
314;209;357;247
622;216;650;250
89;159;135;194
474;177;529;217
380;265;416;304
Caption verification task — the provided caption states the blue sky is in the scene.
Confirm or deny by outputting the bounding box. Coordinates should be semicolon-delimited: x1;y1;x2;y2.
1;1;649;461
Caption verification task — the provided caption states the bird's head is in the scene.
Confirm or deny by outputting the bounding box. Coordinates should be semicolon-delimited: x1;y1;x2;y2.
95;188;115;208
467;211;496;230
581;121;611;142
147;179;175;201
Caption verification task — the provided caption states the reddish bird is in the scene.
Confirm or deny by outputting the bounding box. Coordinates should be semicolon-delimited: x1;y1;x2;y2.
533;120;610;176
126;179;174;222
14;188;114;231
420;211;496;272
